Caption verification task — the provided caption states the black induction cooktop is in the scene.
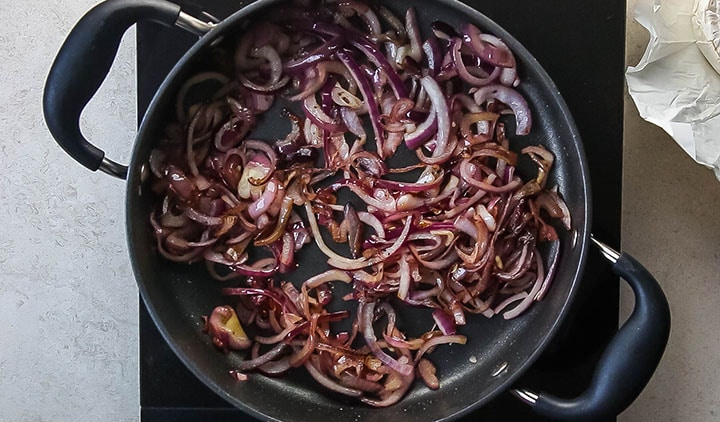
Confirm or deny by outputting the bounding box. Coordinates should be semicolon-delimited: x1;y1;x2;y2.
137;1;624;420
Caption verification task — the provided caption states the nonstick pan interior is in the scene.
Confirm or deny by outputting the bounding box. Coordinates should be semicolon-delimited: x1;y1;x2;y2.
126;0;590;420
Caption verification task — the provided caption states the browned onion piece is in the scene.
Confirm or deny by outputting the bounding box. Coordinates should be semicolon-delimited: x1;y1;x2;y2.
305;355;363;397
418;358;440;390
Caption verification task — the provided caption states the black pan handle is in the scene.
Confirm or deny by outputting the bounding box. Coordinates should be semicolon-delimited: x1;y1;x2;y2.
512;235;671;421
42;0;213;179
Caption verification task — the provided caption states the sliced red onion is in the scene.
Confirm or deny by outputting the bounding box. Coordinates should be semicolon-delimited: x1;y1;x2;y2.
254;321;301;345
285;65;326;102
431;20;460;40
496;240;534;281
336;49;385;155
175;71;230;122
242;140;278;185
312;22;408;98
338;373;384;394
462;24;515;68
302;94;342;130
403;8;422;63
156;237;204;262
239;45;290;92
535;242;560;301
477;204;497;231
305;356;363;397
378;5;406;38
334;182;397;214
153;208;183;231
340;106;366;138
284;36;344;72
203;249;246;266
472;84;532;135
374;170;443;193
221;286;292;312
165;165;195;200
332;83;363;109
236;343;289;371
359;373;414;407
418;358;440;390
289;316;318;367
499;66;520;87
304;202;370;270
305;270;352;290
451;38;501;87
414;334;467;362
503;254;545;319
376;215;413;260
411;249;460;272
432;309;457;335
344;204;363;259
460;160;523;193
493;292;528;314
239;72;290;94
278;232;295;273
248;178;279;219
358;211;385;238
360;302;414;376
257;355;293;375
418;76;451;163
479;33;519;88
149;149;167;178
536;189;572;230
185;207;223;226
404;103;438;150
422;38;442;76
232;257;278;278
338;0;382;35
235;31;266;70
396;255;411;300
453;215;478;240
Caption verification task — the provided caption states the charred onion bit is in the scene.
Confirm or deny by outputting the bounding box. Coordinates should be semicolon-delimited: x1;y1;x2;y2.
149;0;571;408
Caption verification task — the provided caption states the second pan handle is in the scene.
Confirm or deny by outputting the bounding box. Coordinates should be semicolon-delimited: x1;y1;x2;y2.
513;236;671;420
42;0;213;179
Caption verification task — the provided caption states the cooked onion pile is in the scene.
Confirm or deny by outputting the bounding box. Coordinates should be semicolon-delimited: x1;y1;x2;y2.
148;0;570;407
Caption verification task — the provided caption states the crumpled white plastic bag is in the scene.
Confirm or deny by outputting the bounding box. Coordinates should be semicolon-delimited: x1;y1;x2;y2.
626;0;720;181
693;0;720;75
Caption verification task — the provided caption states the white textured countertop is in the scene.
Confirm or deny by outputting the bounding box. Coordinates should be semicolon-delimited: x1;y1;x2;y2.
1;0;719;420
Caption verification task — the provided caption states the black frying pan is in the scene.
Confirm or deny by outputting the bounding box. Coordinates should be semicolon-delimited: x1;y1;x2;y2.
43;0;670;420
